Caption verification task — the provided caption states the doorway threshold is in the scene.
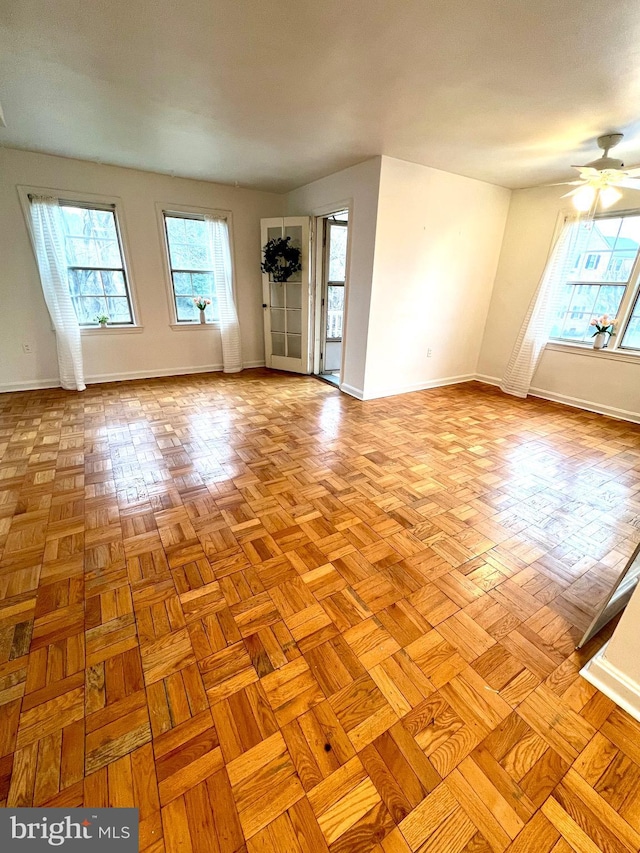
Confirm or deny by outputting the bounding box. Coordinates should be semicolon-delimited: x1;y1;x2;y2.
317;373;340;388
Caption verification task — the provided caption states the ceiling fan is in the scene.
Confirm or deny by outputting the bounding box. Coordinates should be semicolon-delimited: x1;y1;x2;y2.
553;133;640;212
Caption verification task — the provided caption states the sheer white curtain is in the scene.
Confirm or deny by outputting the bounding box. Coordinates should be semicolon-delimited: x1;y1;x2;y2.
206;215;243;373
30;196;86;391
500;216;589;398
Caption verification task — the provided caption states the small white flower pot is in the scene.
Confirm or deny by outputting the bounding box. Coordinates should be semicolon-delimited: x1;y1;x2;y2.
593;332;607;350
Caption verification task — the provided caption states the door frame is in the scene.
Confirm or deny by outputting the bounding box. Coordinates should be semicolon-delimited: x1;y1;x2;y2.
310;200;353;383
319;218;348;375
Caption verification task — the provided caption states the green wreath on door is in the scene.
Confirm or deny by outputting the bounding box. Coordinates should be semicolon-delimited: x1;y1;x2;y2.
261;236;302;282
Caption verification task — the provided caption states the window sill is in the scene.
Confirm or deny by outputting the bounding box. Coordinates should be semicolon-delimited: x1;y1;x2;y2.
169;323;220;331
80;326;143;335
545;341;640;364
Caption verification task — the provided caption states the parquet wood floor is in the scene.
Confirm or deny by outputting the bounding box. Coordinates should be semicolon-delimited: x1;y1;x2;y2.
1;369;639;852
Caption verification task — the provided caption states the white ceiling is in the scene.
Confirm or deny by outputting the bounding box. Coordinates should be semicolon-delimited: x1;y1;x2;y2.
2;0;640;193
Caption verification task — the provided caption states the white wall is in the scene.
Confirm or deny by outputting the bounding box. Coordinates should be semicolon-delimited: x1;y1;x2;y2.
0;148;284;390
477;186;640;422
286;157;382;397
7;148;637;421
581;576;640;724
363;156;510;399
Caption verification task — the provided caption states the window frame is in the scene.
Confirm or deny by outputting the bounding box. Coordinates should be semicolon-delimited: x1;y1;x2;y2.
155;202;236;330
60;200;135;328
619;285;640;353
18;186;142;333
548;208;640;356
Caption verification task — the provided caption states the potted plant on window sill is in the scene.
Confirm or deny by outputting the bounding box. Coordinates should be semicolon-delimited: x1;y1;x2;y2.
590;315;617;349
95;313;109;328
193;297;211;323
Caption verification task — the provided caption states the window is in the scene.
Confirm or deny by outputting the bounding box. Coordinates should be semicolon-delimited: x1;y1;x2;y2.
621;292;640;350
163;214;218;323
59;203;134;326
550;213;640;348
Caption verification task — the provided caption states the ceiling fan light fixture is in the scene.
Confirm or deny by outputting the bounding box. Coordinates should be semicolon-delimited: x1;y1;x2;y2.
573;184;596;212
599;185;622;208
552;132;640;210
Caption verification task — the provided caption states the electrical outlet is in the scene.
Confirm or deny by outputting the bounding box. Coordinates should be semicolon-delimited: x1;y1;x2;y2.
427;348;432;358
22;343;33;354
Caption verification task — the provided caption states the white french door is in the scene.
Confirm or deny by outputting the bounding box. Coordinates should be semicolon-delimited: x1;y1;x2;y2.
261;217;311;374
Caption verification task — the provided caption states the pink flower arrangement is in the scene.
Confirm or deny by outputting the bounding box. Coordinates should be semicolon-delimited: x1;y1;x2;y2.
589;315;617;337
193;297;211;311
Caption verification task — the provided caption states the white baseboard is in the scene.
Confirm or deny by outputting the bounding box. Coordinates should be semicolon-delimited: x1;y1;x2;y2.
0;378;61;392
0;361;266;393
475;374;640;425
581;641;640;725
474;374;502;386
529;387;640;425
340;383;365;400
3;366;638;426
360;373;476;401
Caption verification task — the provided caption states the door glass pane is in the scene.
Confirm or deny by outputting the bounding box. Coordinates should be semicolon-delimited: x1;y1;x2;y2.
283;225;302;282
266;225;287;282
286;283;301;309
287;334;301;359
328;224;348;282
287;309;301;334
271;333;285;356
327;285;344;339
270;308;285;333
270;282;285;308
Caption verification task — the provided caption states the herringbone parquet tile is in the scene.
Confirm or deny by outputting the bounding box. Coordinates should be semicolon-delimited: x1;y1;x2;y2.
0;369;639;852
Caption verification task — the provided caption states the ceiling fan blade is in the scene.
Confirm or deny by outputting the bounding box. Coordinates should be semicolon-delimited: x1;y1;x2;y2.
615;179;640;190
622;166;640;177
573;166;599;176
547;180;584;187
